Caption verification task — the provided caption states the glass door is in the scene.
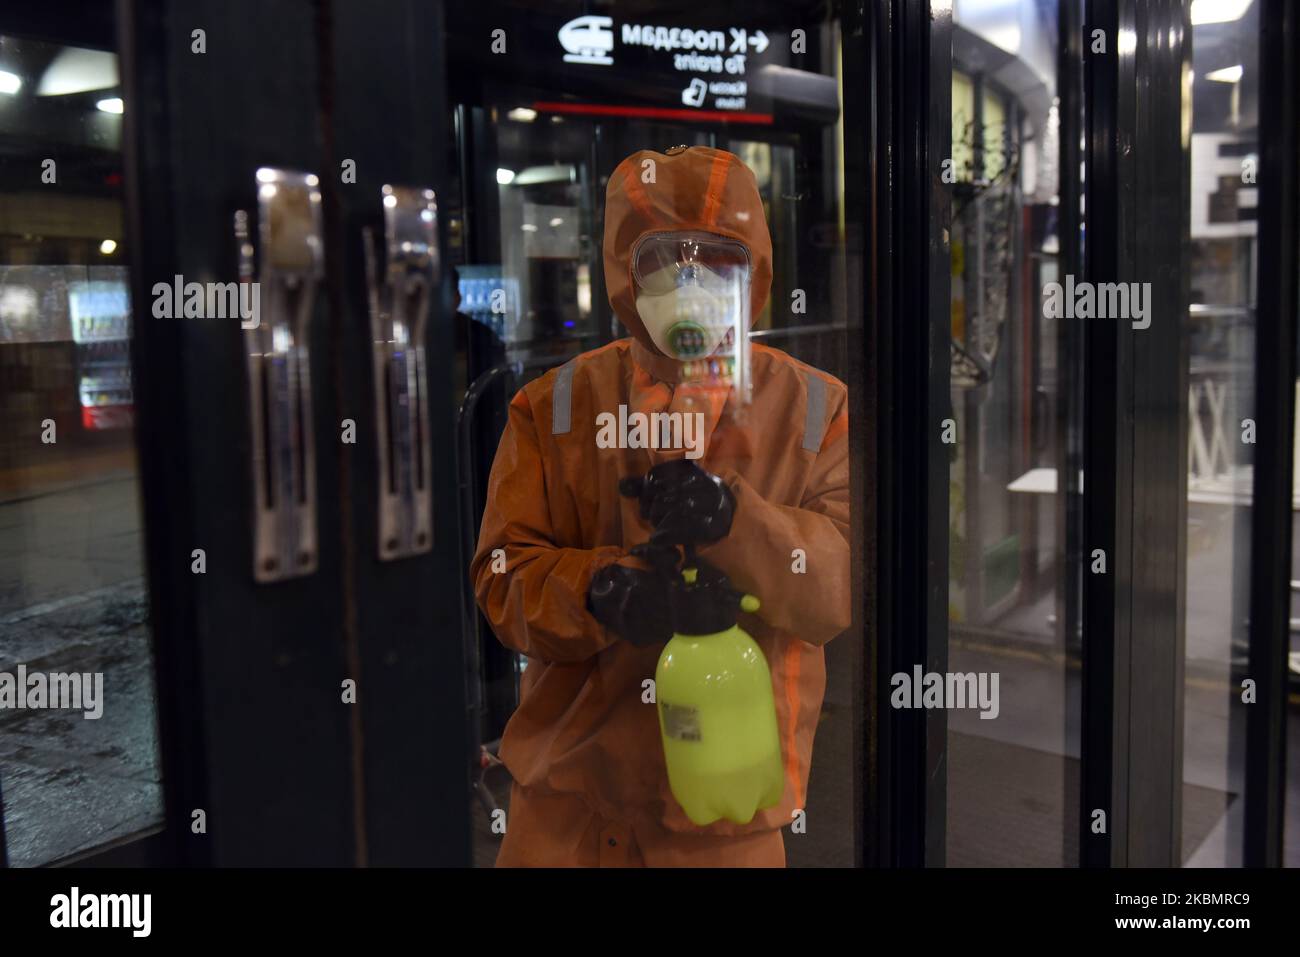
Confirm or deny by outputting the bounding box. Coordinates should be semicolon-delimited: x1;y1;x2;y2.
2;0;471;868
446;0;871;867
928;0;1299;869
944;1;1081;865
0;11;164;866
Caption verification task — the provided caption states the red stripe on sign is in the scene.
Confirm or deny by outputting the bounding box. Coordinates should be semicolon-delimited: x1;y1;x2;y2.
532;101;774;125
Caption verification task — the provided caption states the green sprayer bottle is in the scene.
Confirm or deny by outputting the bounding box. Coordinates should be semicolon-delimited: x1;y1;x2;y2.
654;561;784;826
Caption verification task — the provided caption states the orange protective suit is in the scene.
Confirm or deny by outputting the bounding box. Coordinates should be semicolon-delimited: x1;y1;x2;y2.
472;146;850;867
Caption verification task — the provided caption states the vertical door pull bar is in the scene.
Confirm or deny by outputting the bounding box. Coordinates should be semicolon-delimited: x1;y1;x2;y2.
365;185;437;560
237;167;324;582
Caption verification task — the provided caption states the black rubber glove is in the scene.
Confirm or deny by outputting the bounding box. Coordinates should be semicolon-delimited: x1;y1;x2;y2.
587;544;680;647
619;459;736;546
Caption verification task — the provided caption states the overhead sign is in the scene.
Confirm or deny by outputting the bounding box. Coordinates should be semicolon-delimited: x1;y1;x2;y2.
556;16;780;113
558;15;614;65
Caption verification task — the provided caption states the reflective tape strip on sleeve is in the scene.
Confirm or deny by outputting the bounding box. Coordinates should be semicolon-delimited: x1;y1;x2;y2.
802;369;827;453
552;361;575;435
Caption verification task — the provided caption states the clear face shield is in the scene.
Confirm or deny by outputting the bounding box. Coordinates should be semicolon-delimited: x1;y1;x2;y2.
632;230;752;410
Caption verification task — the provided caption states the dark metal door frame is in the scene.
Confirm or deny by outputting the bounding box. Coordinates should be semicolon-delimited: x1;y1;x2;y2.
120;0;356;867
844;0;952;867
114;0;470;867
320;0;472;868
1056;0;1086;867
1245;0;1300;868
1078;0;1191;868
1075;0;1300;870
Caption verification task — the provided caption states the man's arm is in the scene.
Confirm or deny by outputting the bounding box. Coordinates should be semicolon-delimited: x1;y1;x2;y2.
471;388;625;663
699;396;851;646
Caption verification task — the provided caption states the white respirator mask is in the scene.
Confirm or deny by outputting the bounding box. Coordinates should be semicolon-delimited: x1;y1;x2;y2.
631;231;750;361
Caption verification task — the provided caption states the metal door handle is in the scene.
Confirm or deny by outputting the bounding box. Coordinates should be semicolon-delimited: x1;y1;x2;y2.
236;167;324;582
365;185;437;560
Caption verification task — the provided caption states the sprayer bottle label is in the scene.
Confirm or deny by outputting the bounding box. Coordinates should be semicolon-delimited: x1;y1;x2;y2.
660;701;702;741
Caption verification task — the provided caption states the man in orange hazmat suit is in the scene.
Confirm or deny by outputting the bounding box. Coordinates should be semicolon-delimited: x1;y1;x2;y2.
471;146;850;867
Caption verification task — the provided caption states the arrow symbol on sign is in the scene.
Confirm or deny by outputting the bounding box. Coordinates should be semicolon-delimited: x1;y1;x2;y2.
749;31;769;53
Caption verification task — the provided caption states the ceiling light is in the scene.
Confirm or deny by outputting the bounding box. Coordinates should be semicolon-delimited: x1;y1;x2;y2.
0;70;20;95
99;239;117;255
496;168;515;185
513;164;576;186
37;47;118;95
1191;0;1253;26
96;97;124;114
507;107;537;122
1205;64;1243;83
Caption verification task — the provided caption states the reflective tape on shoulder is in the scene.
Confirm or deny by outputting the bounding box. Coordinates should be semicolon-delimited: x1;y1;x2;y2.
802;370;826;452
552;361;576;435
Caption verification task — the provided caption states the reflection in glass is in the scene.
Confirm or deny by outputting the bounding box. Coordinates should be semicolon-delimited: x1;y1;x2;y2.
1181;1;1259;867
945;1;1079;866
448;8;857;867
0;38;162;865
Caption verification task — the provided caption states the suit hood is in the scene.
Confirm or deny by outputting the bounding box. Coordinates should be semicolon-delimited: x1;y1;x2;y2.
603;146;773;356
